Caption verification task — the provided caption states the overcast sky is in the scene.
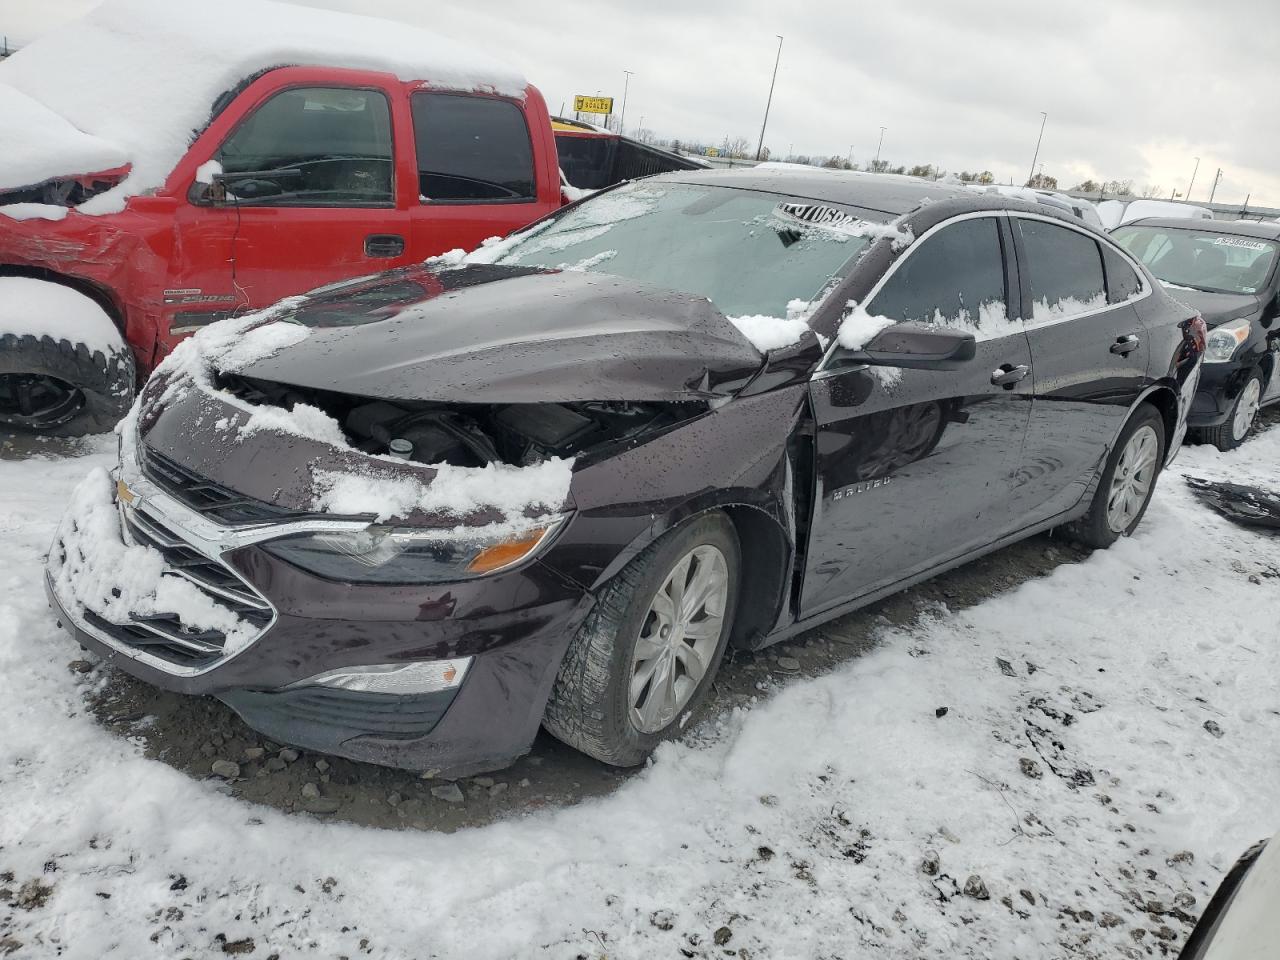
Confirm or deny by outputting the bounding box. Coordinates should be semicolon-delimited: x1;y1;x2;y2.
5;0;1279;208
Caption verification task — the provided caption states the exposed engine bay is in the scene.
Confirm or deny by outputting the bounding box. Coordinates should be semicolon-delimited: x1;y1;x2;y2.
218;374;705;467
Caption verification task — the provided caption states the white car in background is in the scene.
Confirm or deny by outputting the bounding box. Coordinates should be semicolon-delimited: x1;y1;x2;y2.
1178;831;1279;959
1097;198;1215;230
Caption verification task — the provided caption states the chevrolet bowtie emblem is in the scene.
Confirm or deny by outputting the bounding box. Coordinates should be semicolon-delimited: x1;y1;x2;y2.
116;478;138;505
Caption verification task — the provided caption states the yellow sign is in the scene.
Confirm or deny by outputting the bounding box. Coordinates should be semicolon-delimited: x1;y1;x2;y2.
706;147;719;157
574;95;614;115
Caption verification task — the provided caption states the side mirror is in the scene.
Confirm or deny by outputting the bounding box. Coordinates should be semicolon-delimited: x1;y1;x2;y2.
836;323;977;371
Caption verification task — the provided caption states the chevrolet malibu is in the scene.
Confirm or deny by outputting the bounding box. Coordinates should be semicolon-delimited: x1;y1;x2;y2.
46;170;1206;775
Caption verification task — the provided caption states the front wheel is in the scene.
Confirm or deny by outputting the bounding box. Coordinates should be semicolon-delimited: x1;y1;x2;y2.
543;512;741;766
1198;370;1262;452
1066;405;1166;549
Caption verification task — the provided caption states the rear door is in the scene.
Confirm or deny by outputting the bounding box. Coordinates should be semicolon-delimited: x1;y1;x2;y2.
407;91;560;257
1010;215;1152;523
800;214;1034;615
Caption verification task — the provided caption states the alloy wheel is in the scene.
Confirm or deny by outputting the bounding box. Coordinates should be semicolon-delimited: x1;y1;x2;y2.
1231;378;1262;442
0;373;85;430
1106;424;1159;533
628;543;729;734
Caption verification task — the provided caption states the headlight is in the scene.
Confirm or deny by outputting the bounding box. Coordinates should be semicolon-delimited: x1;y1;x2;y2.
260;515;566;584
1204;318;1253;363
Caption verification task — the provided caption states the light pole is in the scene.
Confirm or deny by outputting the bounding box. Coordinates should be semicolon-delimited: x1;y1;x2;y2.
847;144;854;167
873;126;886;171
1027;111;1047;186
1208;167;1223;204
1186;157;1200;201
618;70;633;136
755;35;783;162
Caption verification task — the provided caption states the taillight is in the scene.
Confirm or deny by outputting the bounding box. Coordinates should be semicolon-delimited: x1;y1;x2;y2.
1185;314;1207;354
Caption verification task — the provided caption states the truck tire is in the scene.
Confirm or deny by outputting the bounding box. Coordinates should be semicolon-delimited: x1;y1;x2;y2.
0;286;135;436
543;512;740;766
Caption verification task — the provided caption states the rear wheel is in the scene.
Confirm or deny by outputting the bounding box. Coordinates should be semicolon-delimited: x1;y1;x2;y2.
1198;370;1262;452
543;512;740;766
1066;404;1166;549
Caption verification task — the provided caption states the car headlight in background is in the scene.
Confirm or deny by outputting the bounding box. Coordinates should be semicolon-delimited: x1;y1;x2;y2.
260;515;566;583
1204;318;1253;363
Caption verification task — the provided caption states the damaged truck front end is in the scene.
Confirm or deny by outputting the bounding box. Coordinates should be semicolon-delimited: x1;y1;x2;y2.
45;262;803;775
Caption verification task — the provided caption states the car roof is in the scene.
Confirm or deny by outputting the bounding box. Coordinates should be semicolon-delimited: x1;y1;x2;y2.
1123;217;1280;240
660;167;981;218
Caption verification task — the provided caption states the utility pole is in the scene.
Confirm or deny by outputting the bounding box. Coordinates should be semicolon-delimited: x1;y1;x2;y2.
755;35;783;162
847;145;854;166
1208;167;1223;204
1186;157;1200;201
873;126;886;171
618;70;633;137
1027;111;1047;186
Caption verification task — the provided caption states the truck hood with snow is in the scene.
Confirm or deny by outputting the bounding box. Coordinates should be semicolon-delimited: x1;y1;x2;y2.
240;264;766;402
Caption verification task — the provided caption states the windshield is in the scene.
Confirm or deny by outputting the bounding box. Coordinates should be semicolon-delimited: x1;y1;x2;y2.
1112;225;1278;295
498;182;876;319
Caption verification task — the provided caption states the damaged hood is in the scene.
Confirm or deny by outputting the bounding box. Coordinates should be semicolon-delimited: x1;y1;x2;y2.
1160;285;1262;328
0;83;129;193
240;265;766;402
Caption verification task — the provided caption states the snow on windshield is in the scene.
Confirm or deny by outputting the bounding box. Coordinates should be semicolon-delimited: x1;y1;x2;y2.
0;0;526;211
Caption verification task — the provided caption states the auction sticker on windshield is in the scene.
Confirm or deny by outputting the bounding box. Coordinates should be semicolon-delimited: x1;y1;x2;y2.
1213;237;1268;250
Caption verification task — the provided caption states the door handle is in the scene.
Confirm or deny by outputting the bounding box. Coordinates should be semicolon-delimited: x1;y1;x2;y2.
991;364;1030;388
1110;334;1141;356
364;234;405;258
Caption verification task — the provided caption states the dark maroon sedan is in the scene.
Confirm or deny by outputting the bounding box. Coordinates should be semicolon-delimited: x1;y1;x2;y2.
47;169;1205;775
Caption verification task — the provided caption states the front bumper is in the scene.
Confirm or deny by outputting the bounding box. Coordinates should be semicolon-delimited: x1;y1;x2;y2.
1188;360;1252;428
45;443;591;774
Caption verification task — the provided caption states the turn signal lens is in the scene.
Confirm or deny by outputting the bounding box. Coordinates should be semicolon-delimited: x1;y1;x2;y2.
466;526;556;574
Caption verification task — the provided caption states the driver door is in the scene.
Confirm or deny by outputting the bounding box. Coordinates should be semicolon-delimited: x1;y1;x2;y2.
800;214;1034;616
171;81;414;336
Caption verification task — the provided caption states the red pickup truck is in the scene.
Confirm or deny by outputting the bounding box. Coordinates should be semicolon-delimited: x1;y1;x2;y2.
0;0;565;435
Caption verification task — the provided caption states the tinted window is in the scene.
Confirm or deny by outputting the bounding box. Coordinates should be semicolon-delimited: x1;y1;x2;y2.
218;87;393;206
1018;219;1106;324
413;93;535;202
1102;245;1143;303
868;217;1013;337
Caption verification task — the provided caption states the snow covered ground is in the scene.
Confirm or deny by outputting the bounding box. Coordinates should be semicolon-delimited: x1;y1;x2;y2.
1;423;1278;959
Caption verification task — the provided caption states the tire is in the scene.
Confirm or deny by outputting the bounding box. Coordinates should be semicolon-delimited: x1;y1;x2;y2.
1065;404;1166;549
1198;370;1263;452
0;332;135;436
543;512;741;766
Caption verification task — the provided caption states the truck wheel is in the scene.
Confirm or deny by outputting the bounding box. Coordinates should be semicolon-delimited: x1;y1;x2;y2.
0;284;135;436
1066;404;1166;549
543;512;740;766
1198;370;1262;452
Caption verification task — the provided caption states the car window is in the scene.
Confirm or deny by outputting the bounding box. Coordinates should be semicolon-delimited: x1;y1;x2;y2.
218;87;394;206
1102;245;1143;304
868;216;1015;338
412;93;536;203
1017;219;1107;325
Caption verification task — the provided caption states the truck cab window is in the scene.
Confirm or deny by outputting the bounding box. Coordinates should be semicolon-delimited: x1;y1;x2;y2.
217;87;394;206
412;92;536;203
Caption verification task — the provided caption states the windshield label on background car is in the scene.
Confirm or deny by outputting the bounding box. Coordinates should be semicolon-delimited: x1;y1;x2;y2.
1212;237;1268;250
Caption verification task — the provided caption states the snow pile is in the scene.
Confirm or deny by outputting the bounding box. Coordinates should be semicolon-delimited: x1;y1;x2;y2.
0;201;69;221
312;458;574;526
47;467;257;653
0;0;526;209
1;423;1277;958
1031;293;1106;326
0;277;126;357
728;298;817;353
0;83;127;192
837;301;898;350
773;201;915;251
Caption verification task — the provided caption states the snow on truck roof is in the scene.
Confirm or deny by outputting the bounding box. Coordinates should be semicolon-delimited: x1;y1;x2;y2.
0;0;528;212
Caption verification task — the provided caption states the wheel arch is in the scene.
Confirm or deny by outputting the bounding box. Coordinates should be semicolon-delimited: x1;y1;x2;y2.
588;490;794;653
0;265;129;337
1134;381;1181;449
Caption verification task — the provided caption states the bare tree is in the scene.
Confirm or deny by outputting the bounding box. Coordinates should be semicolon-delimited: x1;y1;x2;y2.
720;136;751;159
1140;184;1164;199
